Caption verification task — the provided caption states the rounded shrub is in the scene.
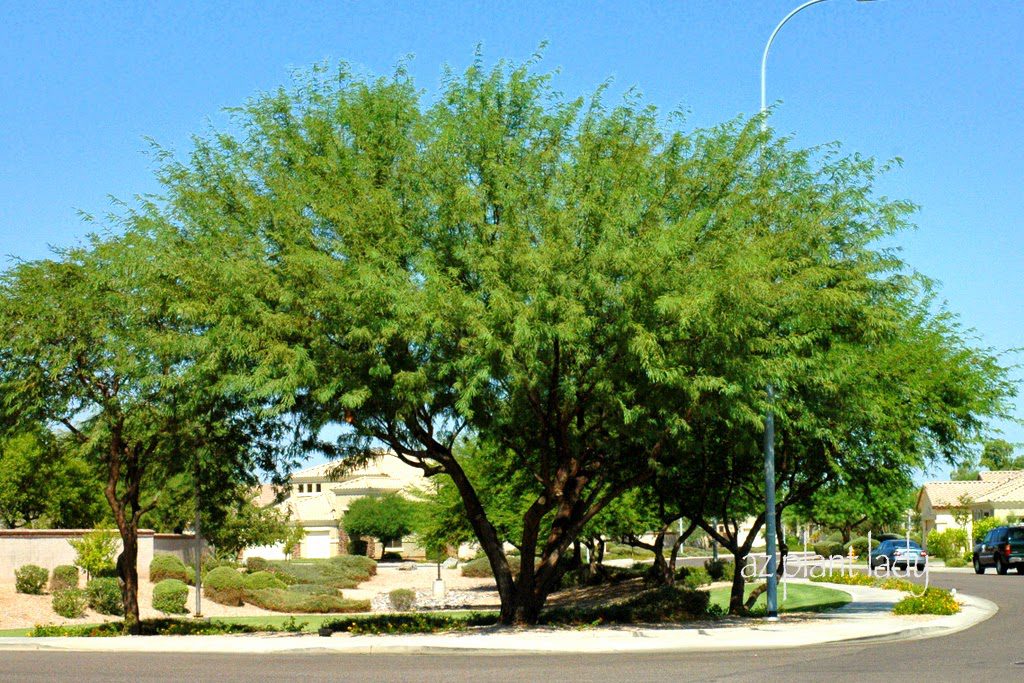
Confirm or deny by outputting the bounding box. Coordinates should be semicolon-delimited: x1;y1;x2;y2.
243;571;287;591
153;579;189;614
388;588;416;611
703;558;731;582
286;583;340;596
52;588;88;619
50;565;80;592
380;552;403;563
460;557;494;578
845;537;875;558
150;554;191;584
15;564;49;595
679;566;712;589
86;577;124;616
204;566;245;606
243;588;370;613
246;556;269;573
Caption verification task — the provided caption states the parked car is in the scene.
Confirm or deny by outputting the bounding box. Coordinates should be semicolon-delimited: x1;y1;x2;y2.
869;539;927;570
973;525;1024;575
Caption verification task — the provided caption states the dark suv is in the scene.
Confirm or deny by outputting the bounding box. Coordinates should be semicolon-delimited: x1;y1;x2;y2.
973;525;1024;575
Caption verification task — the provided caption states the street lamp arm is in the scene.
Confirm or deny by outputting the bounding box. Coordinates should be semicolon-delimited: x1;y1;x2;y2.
761;0;830;118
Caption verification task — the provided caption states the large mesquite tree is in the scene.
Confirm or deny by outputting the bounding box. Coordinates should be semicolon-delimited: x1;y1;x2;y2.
110;57;1010;624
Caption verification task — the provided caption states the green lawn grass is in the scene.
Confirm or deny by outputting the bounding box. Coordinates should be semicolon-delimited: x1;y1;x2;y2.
0;627;33;637
709;583;850;613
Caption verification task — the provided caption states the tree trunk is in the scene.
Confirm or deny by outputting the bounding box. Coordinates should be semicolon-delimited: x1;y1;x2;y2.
116;532;141;635
729;548;748;615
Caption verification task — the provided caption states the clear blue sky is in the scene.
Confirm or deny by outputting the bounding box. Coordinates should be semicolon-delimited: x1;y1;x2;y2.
2;1;1021;477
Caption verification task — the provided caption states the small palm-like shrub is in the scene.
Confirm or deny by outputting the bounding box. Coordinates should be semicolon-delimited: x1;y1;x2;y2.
204;566;245;606
153;579;190;614
388;588;416;611
85;577;124;616
15;564;49;595
52;588;88;618
50;565;80;592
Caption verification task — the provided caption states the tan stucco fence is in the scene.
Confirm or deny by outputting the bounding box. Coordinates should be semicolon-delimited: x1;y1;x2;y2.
0;529;206;582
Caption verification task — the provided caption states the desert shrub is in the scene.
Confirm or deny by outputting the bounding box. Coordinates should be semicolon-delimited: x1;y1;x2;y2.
246;557;269;573
15;564;49;595
68;529;118;580
542;585;711;625
380;552;403;562
51;588;88;619
50;565;80;592
678;566;712;589
203;566;245;606
813;542;846;558
85;577;124;616
243;571;287;591
845;537;876;558
267;556;377;589
972;517;1004;543
945;557;967;568
704;558;730;582
926;529;969;561
388;588;416;611
242;588;370;613
152;579;189;615
202;556;238;575
892;588;960;615
150;554;192;584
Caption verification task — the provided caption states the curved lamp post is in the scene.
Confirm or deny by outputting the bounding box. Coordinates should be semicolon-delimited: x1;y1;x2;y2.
759;0;876;620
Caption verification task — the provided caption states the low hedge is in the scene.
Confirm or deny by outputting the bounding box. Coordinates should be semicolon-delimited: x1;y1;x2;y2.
322;612;499;635
813;542;846;558
50;565;80;592
242;588;370;613
285;583;340;596
542;585;712;625
265;556;377;589
52;588;88;619
203;566;245;606
153;579;189;614
460;556;521;578
678;566;712;589
15;564;49;595
86;577;124;616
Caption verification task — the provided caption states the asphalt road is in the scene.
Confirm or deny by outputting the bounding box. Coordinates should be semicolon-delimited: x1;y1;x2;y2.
1;571;1018;682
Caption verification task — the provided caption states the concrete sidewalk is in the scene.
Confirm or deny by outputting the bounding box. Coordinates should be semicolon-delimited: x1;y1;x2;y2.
0;581;996;655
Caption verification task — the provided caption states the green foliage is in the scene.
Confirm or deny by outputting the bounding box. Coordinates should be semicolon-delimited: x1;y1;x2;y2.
51;588;88;619
813;542;846;558
285;583;340;596
50;565;80;592
203;566;245;606
341;494;418;559
246;557;269;573
202;498;297;560
845;537;876;557
0;430;105;529
152;579;189;615
678;566;712;589
460;557;496;578
945;557;967;568
926;528;969;560
30;619;268;637
972;516;1004;543
322;612;499;636
15;564;48;594
85;577;124;616
242;588;370;613
243;571;287;590
266;556;376;589
980;439;1024;471
380;552;403;562
704;559;731;582
798;474;914;543
892;588;960;616
149;554;192;584
69;529;118;581
388;588;417;611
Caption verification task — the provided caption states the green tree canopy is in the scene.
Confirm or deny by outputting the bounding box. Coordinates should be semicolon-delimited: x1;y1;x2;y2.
342;493;418;558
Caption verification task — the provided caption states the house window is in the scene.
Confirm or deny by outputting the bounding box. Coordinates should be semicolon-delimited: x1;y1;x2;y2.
316;483;321;492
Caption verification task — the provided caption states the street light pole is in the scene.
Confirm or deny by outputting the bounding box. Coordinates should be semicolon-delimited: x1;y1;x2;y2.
758;0;876;621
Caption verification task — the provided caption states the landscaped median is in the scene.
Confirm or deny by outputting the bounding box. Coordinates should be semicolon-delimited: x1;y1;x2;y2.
808;571;961;615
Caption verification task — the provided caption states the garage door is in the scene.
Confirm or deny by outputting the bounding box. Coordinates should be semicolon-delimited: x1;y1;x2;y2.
303;531;332;559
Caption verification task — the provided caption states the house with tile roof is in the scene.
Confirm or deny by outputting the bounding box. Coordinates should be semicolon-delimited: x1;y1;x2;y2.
917;470;1024;543
242;453;428;561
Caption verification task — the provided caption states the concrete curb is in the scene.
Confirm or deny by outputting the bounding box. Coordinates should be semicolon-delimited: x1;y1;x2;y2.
0;582;997;655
